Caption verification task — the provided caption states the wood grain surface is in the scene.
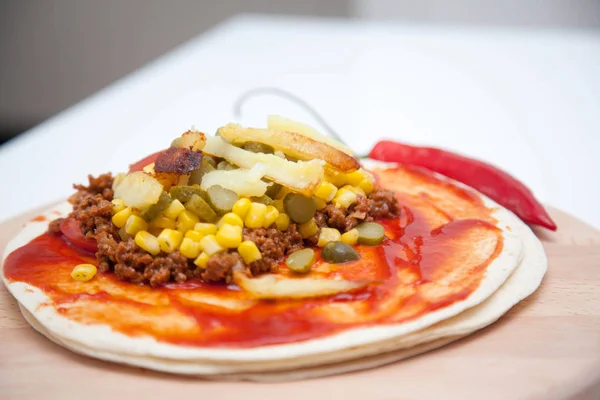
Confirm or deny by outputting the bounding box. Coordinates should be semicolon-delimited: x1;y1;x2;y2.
1;205;599;400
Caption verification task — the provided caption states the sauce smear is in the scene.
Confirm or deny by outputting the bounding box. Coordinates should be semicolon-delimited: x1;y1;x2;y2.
3;167;502;348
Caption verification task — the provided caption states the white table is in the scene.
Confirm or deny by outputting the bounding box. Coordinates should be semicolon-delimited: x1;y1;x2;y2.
1;15;599;229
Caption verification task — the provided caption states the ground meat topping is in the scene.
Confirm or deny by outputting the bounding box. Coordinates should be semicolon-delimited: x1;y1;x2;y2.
72;173;114;201
315;188;400;233
112;239;191;287
201;252;242;283
367;189;401;219
243;224;304;275
50;174;400;286
48;218;64;234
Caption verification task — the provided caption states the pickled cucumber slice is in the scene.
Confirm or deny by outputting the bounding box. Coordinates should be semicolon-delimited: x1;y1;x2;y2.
286;248;315;274
284;193;316;224
140;192;171;222
189;158;216;185
169;185;208;203
265;182;283;198
243;141;274;154
207;185;239;214
185;194;217;222
355;222;385;245
322;241;360;264
217;161;237;171
250;195;273;206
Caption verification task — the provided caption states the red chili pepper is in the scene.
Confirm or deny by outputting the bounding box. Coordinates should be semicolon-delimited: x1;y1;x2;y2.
369;140;557;231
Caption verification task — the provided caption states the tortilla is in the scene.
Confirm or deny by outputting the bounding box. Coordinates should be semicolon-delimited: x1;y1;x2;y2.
1;162;544;378
12;199;544;380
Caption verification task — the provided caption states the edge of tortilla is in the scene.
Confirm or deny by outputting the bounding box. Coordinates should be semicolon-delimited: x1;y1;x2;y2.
1;162;532;365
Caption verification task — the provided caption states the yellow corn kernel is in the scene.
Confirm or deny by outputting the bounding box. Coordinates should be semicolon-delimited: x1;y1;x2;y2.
232;198;252;218
342;185;366;197
317;227;342;247
345;169;367;186
237;240;262;264
299;218;319;238
142;162;155;174
263;206;280;228
333;189;357;209
163;199;185;220
199;234;225;256
134;231;160;255
194;222;217;236
325;169;347;187
157;229;183;253
216;224;243;248
362;169;375;183
314;197;327;210
125;214;149;236
180;237;202;259
244;202;267;229
315;181;338;202
341;228;359;246
112;207;132;228
194;252;210;269
358;179;374;195
275;213;290;231
185;230;204;242
177;210;199;232
150;215;177;230
112;198;126;213
71;263;97;282
217;212;244;228
272;199;285;213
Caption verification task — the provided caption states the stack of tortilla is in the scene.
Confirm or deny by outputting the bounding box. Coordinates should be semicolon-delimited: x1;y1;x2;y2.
1;160;547;381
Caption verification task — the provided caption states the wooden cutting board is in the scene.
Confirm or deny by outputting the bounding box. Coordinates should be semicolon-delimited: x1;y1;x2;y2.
1;205;599;400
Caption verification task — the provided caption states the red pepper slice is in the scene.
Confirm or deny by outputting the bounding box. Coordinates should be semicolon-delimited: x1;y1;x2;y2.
128;150;167;172
369;140;557;231
59;218;99;253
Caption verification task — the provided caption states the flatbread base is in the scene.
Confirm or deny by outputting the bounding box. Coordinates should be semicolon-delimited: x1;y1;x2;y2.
13;212;545;380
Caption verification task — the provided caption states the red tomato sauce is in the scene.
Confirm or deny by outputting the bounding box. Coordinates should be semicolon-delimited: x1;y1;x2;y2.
3;167;503;348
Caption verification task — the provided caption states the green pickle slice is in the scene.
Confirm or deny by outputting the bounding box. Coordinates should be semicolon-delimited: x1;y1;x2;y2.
207;185;239;214
286;248;315;274
243;141;274;154
185;194;217;222
217;161;237;171
322;241;360;264
284;193;317;224
265;182;283;198
250;195;273;206
140;192;171;222
169;185;208;203
188;158;216;185
355;222;385;245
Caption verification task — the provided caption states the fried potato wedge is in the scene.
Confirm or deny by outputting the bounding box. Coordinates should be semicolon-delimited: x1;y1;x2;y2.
154;148;203;175
172;130;206;151
142;162;185;191
113;171;163;209
233;266;370;299
268;115;354;155
200;165;270;197
218;123;360;173
203;136;324;196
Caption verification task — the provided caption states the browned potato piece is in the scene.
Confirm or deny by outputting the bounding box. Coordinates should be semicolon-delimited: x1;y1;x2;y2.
218;123;360;173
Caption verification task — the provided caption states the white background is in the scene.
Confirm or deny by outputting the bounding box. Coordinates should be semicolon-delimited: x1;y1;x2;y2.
0;15;599;229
